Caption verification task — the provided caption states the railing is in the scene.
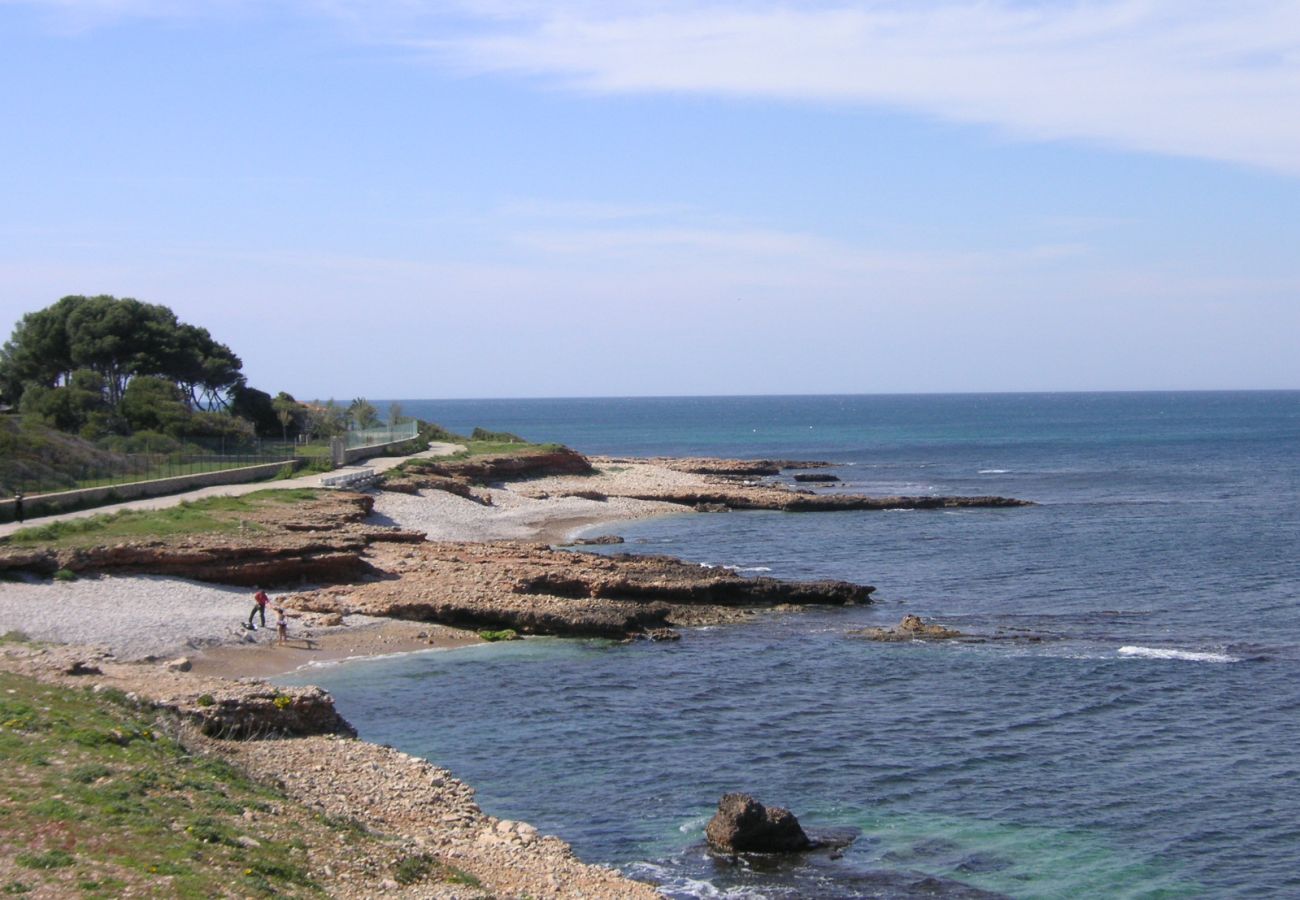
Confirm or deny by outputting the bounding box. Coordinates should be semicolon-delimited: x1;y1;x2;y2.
1;450;297;498
345;421;418;450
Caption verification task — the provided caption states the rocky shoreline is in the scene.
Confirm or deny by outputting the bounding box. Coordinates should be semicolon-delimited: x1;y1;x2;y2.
0;448;1032;897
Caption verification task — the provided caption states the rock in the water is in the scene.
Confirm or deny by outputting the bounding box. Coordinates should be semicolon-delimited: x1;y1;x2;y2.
705;793;812;853
793;473;840;483
853;614;964;642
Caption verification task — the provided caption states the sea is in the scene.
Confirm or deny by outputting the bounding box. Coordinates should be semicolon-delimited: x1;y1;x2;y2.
281;392;1300;898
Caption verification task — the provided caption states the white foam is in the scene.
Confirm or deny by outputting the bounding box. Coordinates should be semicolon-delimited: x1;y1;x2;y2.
724;565;772;573
979;469;1010;474
1118;645;1239;664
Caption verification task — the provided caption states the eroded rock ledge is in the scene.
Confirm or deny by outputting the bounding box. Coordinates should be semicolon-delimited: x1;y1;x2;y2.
383;447;594;493
291;541;876;640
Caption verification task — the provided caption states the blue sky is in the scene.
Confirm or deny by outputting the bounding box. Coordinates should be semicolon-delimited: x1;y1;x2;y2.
2;0;1298;398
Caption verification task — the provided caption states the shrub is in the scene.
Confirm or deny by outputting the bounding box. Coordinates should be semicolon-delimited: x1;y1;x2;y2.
16;849;74;870
477;628;520;642
52;568;77;582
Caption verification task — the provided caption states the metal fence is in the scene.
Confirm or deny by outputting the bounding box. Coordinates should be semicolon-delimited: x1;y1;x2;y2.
1;442;298;499
345;420;419;450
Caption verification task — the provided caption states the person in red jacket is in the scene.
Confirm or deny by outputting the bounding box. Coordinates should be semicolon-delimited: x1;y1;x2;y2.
247;587;270;630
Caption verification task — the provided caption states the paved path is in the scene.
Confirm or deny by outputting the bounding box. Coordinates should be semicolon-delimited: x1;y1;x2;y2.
0;442;464;539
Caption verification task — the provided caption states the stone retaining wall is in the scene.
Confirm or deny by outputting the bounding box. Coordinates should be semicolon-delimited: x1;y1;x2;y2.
0;459;301;523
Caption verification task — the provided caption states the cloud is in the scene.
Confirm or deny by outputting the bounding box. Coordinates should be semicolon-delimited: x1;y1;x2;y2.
410;0;1300;177
12;1;1299;174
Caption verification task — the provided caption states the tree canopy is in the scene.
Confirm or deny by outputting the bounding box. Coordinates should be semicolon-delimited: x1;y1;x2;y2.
0;295;262;439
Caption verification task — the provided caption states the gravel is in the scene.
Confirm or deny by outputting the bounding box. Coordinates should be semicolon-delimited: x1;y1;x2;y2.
0;574;276;660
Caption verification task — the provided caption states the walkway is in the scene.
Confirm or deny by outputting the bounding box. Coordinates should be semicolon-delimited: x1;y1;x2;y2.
0;442;465;539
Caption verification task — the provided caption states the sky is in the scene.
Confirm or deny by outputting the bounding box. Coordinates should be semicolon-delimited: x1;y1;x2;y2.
1;0;1299;399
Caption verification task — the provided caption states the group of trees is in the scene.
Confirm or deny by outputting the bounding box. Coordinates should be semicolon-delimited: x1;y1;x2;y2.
0;295;407;446
0;295;256;440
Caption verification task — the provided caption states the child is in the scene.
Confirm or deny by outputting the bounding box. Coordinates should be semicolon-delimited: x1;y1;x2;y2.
275;606;288;646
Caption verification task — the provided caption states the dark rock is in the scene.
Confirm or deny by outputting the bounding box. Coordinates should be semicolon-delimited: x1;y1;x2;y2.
693;502;730;513
705;793;812;853
793;473;840;483
646;628;681;641
852;614;964;642
650;458;836;477
569;535;625;546
63;661;102;676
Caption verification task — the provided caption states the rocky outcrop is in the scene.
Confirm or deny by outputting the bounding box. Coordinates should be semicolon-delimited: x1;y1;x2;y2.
396;448;594;485
649;458;834;477
568;535;625;546
793;473;840;483
0;492;424;585
853;614;965;641
168;684;358;739
621;485;1031;512
705;794;812;853
289;541;876;640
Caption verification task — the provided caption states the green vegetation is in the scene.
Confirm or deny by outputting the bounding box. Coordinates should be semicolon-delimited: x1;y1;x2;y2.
4;490;320;549
0;295;247;437
458;440;564;458
391;853;482;889
477;629;520;642
0;672;492;897
52;568;77;582
0;672;315;896
469;427;527;443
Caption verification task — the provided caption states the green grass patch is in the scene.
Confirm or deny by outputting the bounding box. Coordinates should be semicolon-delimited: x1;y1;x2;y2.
5;489;323;549
453;440;565;458
0;670;413;898
477;629;520;642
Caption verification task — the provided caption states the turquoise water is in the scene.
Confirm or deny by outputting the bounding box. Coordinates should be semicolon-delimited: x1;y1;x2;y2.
285;392;1300;897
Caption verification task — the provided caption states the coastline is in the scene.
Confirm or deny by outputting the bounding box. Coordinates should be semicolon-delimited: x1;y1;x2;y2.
0;460;695;897
0;448;1010;896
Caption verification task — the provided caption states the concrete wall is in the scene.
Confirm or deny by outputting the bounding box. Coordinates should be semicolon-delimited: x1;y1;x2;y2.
342;437;424;465
0;459;301;524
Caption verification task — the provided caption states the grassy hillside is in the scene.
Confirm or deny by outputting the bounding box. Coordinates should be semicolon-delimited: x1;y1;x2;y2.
0;664;479;897
0;417;126;498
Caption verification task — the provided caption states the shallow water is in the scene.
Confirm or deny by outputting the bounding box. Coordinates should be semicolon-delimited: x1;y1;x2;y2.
286;392;1300;897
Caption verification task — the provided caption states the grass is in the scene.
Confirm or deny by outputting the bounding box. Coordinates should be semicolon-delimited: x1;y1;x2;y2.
453;440;565;458
4;489;323;549
0;671;488;898
0;671;321;896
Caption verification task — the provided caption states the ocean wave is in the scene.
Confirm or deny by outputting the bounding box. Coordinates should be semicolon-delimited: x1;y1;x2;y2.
1118;646;1240;664
978;469;1010;474
724;565;773;573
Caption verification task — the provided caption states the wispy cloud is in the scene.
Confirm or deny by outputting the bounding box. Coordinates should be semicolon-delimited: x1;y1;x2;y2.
12;1;1300;174
408;0;1300;177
